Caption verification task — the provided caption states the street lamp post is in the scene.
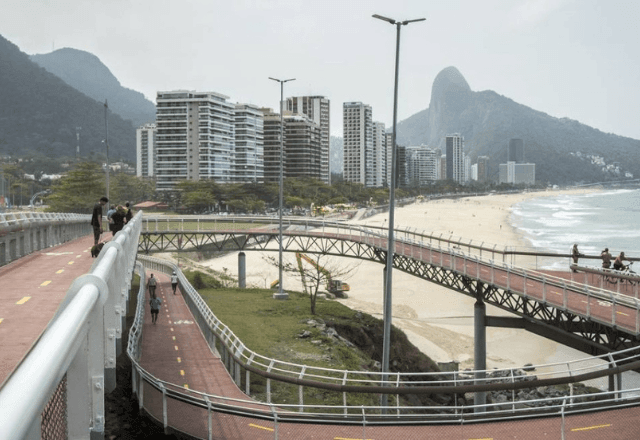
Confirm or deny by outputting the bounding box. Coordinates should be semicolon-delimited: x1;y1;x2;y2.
269;77;296;299
104;100;110;201
373;13;425;409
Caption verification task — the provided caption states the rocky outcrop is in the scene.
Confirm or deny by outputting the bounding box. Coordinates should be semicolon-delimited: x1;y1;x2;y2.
395;66;640;184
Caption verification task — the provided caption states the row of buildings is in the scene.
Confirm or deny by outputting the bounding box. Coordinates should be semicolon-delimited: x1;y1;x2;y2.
137;91;330;191
136;91;535;191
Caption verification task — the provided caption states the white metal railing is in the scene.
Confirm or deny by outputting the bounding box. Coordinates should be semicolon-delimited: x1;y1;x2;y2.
0;212;92;266
136;257;640;408
128;256;640;438
140;216;640;334
0;212;141;440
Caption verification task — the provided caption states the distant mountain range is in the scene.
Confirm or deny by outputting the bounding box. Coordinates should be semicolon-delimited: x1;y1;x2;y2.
2;30;639;184
31;48;156;128
396;67;640;184
0;35;137;162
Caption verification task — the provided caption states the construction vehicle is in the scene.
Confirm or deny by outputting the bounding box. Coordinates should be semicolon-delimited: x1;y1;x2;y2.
296;252;350;295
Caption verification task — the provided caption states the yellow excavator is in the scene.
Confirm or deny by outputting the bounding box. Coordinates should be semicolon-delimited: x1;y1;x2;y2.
295;252;350;295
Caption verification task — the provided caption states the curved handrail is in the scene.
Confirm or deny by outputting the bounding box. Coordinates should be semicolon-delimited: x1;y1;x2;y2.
131;255;640;427
136;256;640;394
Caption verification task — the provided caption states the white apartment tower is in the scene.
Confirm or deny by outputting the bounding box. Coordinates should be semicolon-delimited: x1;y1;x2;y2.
234;104;264;183
136;123;156;178
445;133;465;183
155;91;235;191
372;122;387;187
285;96;330;184
343;102;373;186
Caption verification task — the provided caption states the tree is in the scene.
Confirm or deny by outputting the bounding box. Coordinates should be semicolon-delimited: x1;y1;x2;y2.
263;252;357;315
45;161;105;213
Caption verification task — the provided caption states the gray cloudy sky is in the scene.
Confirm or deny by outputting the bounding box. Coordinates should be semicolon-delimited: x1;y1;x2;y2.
2;0;639;140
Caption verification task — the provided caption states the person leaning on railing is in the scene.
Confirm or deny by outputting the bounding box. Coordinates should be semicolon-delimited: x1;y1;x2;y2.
601;248;612;269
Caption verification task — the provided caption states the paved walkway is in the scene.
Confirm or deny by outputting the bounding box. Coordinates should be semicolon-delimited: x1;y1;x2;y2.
0;234;105;388
137;272;640;439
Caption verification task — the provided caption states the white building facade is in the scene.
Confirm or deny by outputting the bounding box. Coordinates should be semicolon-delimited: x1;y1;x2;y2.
136;123;156;178
233;104;264;183
445;133;465;183
343;102;373;186
155;91;235;191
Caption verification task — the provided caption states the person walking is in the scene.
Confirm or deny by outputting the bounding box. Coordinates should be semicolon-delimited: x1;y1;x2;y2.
147;273;157;296
601;248;612;269
91;196;109;246
149;292;162;324
110;205;127;236
125;202;133;224
171;271;178;295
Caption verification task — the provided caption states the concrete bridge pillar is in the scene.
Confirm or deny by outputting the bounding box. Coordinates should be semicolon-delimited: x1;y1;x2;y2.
474;283;487;411
238;252;246;289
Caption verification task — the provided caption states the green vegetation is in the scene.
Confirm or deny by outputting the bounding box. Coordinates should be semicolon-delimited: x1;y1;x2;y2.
44;161;154;213
181;269;444;411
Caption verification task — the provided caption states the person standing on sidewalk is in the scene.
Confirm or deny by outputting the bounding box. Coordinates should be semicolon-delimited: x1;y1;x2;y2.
91;196;109;246
149;292;162;324
170;271;178;295
147;274;157;296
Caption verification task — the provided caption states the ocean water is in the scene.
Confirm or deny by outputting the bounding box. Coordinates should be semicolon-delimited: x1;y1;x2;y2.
511;189;640;268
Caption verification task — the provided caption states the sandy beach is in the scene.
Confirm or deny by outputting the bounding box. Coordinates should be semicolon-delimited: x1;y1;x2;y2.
179;188;600;371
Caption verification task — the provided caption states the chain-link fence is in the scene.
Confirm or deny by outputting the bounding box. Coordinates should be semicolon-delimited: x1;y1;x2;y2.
40;375;67;440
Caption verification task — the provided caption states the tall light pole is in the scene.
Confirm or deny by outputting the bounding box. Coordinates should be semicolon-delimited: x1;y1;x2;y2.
75;126;81;161
104;100;110;200
269;77;295;299
373;13;425;409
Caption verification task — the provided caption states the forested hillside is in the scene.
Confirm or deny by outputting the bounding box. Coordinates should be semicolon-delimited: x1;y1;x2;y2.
0;35;136;162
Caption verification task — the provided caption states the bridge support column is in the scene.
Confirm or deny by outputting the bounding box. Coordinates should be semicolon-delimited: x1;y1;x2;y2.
238;252;246;289
474;284;487;412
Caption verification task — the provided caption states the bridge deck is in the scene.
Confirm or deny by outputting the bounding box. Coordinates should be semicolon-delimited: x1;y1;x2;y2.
0;234;99;388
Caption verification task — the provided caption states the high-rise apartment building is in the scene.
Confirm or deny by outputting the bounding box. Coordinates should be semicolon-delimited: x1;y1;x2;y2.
285;96;330;184
372;122;387;187
343;102;373;186
508;138;525;163
155;91;235;191
136;123;156;178
262;109;283;184
477;156;489;182
262;109;322;183
445;134;465;183
499;162;535;185
234;104;264;183
406;146;439;186
385;132;394;187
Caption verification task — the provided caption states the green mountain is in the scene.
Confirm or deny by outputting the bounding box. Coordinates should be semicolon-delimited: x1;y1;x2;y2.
396;67;640;184
0;34;135;162
31;48;156;128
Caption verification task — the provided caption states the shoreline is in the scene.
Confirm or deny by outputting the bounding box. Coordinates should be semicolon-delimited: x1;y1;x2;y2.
188;188;601;371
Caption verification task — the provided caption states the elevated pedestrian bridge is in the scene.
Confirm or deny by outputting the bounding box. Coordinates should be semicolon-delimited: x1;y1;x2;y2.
2;213;640;439
139;216;640;355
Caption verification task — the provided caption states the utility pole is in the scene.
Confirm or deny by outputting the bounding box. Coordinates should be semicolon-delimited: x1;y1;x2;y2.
76;127;81;161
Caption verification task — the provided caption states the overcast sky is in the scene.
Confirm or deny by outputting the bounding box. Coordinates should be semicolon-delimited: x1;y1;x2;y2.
2;0;639;140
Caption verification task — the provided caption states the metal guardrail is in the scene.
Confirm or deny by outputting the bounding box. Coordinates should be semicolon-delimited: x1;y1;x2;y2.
0;212;92;267
133;256;640;431
0;212;141;440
